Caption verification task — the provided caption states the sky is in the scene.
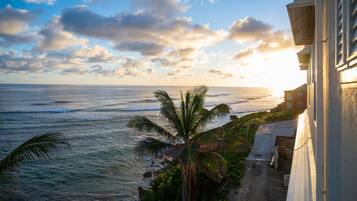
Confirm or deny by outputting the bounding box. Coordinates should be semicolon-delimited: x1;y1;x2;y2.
0;0;306;91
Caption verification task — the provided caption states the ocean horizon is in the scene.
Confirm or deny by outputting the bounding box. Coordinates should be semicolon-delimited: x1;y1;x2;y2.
0;84;282;201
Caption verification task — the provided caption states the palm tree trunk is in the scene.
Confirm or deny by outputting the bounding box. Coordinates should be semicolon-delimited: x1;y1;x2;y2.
182;162;197;201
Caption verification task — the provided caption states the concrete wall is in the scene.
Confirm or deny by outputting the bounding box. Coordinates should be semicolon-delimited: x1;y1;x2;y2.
339;87;357;200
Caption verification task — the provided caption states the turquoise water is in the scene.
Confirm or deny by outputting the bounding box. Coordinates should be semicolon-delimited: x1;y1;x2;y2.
0;84;281;200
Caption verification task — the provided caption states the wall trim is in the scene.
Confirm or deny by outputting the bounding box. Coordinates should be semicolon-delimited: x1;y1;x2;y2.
340;67;357;84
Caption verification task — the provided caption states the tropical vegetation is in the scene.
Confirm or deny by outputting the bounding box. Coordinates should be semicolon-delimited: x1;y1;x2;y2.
128;86;250;201
137;107;300;200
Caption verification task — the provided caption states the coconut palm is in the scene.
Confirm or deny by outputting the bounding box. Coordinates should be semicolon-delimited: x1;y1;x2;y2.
128;86;237;201
0;132;70;173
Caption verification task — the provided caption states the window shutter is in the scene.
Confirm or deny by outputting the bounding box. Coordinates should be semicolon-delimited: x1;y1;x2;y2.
350;0;357;54
337;0;344;64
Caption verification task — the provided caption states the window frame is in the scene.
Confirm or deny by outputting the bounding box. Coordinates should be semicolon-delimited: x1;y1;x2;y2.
336;0;346;67
346;0;357;65
336;0;357;70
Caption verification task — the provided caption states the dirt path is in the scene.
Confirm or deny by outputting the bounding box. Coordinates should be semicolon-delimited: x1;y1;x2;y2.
228;160;287;201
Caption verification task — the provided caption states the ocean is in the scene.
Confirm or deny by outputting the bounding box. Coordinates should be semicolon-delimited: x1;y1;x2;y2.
0;84;282;201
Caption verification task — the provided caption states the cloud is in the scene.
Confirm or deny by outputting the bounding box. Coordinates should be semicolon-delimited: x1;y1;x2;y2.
61;64;116;76
229;17;271;41
0;51;57;73
73;45;113;63
0;5;36;46
167;69;181;76
23;0;56;5
113;57;151;77
0;5;34;35
234;48;254;60
61;67;87;75
36;16;88;51
229;17;293;60
151;47;198;68
0;49;88;74
254;31;292;52
208;69;233;78
60;6;224;59
0;33;33;46
89;64;114;76
115;42;164;56
132;0;187;19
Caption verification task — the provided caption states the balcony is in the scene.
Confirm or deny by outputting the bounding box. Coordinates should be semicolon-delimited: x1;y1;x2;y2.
297;45;311;70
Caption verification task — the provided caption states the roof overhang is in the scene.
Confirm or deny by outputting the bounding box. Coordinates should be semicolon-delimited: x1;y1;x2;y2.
297;45;311;70
287;0;315;45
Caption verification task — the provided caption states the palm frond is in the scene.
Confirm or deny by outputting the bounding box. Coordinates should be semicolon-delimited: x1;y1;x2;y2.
0;133;70;173
192;104;230;134
154;90;184;136
187;86;208;136
180;91;189;138
127;116;176;140
136;137;176;156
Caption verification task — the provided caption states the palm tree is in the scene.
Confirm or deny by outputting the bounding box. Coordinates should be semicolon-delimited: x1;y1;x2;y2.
0;132;70;173
128;86;235;201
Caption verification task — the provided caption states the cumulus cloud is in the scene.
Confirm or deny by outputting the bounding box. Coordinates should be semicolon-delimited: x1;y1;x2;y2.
61;67;87;75
208;69;233;78
0;49;119;77
151;47;198;69
0;5;36;46
167;69;182;76
110;57;147;77
24;0;56;5
229;17;293;60
132;0;187;19
229;17;271;41
36;16;88;51
0;51;60;73
115;42;164;56
89;64;114;76
0;5;34;35
73;45;113;63
60;6;224;59
234;48;254;60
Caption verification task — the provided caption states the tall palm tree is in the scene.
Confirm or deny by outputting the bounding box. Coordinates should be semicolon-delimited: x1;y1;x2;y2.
0;132;70;173
128;86;235;201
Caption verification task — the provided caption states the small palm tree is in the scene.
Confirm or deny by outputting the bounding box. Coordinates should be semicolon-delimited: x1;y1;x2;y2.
128;86;234;201
0;132;70;173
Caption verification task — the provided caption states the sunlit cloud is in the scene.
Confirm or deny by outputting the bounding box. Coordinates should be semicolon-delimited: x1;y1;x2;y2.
208;69;233;79
229;17;294;61
0;5;37;46
36;16;88;51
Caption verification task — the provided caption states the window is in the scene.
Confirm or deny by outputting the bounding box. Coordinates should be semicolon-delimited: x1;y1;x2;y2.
297;92;304;98
336;0;357;67
297;102;304;109
287;102;293;110
336;0;344;65
348;0;357;58
287;94;293;101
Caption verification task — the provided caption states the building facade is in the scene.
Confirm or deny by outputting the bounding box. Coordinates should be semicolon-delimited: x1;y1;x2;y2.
287;0;357;201
284;84;307;111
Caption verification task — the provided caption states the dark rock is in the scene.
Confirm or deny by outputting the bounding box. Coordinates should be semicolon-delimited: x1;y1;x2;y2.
143;171;153;178
230;115;238;121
